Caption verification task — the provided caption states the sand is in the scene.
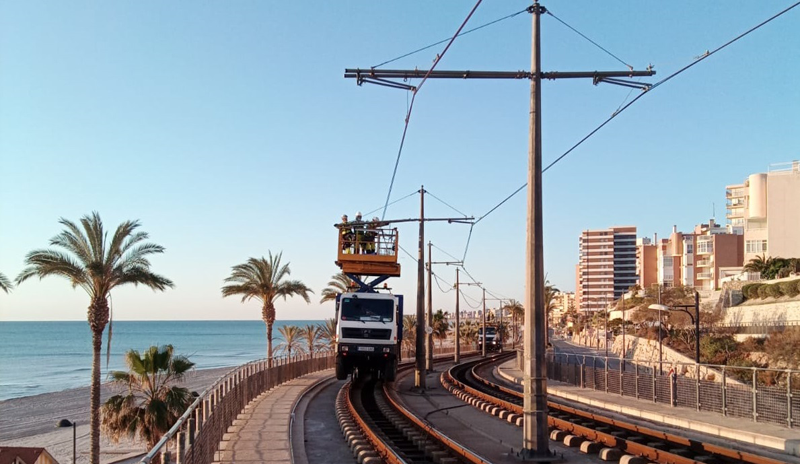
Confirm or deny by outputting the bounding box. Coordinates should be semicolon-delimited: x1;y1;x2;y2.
0;366;233;464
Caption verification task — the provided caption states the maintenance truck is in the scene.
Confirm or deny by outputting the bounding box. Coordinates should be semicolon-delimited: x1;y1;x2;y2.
333;221;402;381
478;326;502;352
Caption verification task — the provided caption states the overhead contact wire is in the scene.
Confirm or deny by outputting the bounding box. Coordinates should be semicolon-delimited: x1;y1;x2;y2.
380;0;484;220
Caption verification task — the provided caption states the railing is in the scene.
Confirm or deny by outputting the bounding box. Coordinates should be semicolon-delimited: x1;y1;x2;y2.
138;353;335;464
547;352;799;429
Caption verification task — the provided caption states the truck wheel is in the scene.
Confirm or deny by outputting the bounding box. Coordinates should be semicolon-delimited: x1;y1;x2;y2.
335;357;348;380
384;360;397;382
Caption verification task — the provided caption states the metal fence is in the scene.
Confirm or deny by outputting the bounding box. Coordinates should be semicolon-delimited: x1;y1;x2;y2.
546;352;799;429
140;344;483;464
138;353;335;464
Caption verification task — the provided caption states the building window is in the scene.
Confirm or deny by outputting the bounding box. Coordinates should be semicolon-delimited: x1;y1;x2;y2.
697;239;713;254
745;240;768;253
685;244;693;254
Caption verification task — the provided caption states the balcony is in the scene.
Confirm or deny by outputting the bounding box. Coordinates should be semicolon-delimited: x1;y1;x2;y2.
696;259;711;267
697;272;713;280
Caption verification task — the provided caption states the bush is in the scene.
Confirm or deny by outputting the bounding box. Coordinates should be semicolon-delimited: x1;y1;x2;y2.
757;285;770;299
765;284;783;299
778;281;799;298
742;283;761;300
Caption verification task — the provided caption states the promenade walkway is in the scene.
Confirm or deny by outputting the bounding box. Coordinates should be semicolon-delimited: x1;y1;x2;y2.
498;360;800;458
213;369;333;464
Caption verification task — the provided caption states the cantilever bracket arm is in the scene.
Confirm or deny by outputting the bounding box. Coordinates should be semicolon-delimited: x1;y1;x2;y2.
593;76;653;90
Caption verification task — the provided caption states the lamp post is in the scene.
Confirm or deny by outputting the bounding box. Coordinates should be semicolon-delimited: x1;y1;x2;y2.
56;419;76;464
649;290;701;364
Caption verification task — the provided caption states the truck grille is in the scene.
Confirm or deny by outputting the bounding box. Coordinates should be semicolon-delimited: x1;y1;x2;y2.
341;328;392;340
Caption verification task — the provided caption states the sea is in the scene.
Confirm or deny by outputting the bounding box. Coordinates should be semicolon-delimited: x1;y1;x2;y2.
0;320;322;401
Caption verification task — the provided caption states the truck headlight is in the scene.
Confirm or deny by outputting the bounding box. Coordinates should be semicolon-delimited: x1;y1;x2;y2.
341;346;349;352
383;347;391;353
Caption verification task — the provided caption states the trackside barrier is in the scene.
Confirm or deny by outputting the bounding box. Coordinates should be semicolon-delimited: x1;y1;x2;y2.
546;352;800;429
138;353;335;464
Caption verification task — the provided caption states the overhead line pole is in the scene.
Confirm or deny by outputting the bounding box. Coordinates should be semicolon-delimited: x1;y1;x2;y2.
429;253;463;371
460;279;483;361
344;2;655;456
416;186;426;389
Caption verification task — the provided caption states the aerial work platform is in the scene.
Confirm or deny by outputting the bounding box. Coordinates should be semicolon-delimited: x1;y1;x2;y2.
336;224;401;277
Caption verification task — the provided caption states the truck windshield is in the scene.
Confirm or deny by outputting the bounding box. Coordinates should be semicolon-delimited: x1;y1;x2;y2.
478;327;496;335
341;297;394;322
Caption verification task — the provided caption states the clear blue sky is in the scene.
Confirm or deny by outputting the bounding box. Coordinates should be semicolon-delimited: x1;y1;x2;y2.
1;1;798;321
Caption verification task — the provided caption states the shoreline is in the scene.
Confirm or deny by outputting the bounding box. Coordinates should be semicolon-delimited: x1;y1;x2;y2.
0;366;233;464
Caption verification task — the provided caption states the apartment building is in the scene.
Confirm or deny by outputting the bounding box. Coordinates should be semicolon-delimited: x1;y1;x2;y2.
576;226;637;313
549;291;575;326
636;220;743;291
727;161;800;263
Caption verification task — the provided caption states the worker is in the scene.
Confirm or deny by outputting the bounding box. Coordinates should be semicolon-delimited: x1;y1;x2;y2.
354;212;366;254
340;214;353;254
365;217;379;254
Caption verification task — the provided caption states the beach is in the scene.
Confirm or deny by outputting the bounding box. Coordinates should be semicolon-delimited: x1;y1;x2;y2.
0;366;232;464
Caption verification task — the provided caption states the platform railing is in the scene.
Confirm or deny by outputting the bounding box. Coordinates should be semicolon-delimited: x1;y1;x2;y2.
546;352;800;429
138;353;334;464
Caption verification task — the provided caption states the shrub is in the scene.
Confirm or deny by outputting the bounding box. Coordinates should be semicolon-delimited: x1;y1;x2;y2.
764;284;783;299
742;283;760;300
757;284;770;299
778;281;799;298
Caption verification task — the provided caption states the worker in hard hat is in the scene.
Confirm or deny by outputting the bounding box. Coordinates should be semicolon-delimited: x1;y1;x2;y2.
365;216;379;254
340;214;353;254
354;212;366;254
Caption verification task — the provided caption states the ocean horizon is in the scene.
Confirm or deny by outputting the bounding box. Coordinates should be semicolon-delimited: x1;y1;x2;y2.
0;320;324;401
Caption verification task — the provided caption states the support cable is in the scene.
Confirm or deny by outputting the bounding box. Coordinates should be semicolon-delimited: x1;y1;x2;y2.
432;243;462;263
372;8;529;69
425;190;470;218
362;189;419;218
465;1;800;255
545;10;632;69
380;0;484;220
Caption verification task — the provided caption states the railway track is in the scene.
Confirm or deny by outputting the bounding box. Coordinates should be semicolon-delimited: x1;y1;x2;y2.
336;356;490;464
442;354;789;464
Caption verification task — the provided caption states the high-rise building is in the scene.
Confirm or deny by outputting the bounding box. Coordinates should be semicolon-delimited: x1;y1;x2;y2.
576;226;637;313
636;237;658;289
726;161;800;264
549;291;575;327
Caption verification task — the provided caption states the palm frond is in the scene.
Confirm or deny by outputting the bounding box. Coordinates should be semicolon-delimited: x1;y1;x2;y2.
0;272;13;293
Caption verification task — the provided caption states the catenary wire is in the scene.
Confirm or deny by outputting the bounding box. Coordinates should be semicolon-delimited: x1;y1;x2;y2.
380;0;484;221
432;243;462;263
546;10;631;69
372;8;530;69
465;1;800;257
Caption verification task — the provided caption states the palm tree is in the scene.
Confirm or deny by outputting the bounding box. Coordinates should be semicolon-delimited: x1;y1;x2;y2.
402;315;416;355
319;318;337;353
319;272;357;304
503;300;524;344
16;212;173;464
432;309;449;349
744;254;771;277
102;345;194;462
0;272;12;293
301;324;322;356
221;252;313;363
276;325;305;358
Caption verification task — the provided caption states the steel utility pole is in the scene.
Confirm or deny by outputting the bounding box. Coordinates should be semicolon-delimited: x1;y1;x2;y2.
482;289;487;357
426;242;433;372
416;186;426;389
429;249;462;371
454;268;460;363
460;279;483;359
344;2;655;456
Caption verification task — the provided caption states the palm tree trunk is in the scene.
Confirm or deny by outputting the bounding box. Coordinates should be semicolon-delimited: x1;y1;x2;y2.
88;297;109;464
263;302;276;367
90;328;102;464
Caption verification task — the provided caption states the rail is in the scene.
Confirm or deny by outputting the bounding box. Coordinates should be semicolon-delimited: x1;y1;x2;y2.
138;353;334;464
547;352;800;428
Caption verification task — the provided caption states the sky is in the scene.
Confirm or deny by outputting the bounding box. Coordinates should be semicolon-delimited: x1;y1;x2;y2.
1;1;798;322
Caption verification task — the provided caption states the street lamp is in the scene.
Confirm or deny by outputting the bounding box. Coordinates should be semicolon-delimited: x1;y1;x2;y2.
648;290;701;364
56;419;76;464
